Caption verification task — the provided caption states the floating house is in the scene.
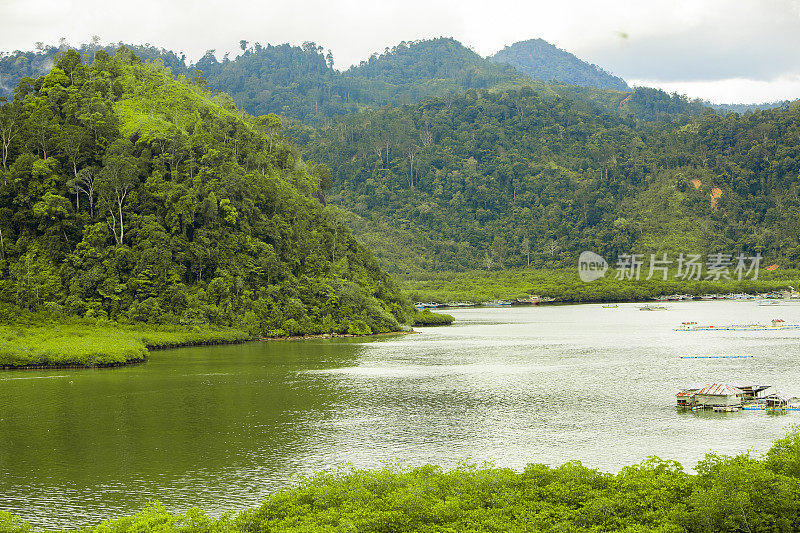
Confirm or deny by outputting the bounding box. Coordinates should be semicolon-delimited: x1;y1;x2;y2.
677;383;745;409
694;383;745;408
677;382;782;410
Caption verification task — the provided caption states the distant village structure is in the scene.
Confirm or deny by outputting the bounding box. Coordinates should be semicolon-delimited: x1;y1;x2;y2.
676;382;793;411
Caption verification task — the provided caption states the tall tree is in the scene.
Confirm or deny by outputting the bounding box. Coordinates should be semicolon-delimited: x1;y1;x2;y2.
0;99;21;172
99;139;138;245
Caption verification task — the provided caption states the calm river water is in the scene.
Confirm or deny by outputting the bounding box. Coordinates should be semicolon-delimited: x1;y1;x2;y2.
3;301;800;529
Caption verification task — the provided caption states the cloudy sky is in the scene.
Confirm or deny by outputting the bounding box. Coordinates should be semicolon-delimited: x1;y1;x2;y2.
2;0;800;104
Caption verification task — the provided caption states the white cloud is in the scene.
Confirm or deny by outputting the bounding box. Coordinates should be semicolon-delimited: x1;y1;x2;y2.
630;75;800;105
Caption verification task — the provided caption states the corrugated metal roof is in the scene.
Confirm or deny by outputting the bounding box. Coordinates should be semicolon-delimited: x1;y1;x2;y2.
677;390;697;397
696;383;744;396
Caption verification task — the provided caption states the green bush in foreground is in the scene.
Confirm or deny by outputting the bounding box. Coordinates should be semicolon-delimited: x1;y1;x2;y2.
11;427;800;532
412;309;455;326
0;322;250;367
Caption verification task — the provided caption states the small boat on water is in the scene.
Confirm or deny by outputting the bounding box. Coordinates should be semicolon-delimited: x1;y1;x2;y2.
640;305;668;311
661;294;694;301
758;299;781;306
414;302;441;310
601;303;618;308
442;301;475;308
513;295;541;306
483;300;513;307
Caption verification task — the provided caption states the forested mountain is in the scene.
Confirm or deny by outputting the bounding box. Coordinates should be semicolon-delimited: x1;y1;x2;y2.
344;38;520;91
2;41;798;280
490;39;630;91
1;38;521;122
196;37;522;121
708;100;797;115
0;48;408;334
300;87;800;273
1;38;709;123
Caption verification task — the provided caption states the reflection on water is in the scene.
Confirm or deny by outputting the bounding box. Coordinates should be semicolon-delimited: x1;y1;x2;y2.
2;301;800;529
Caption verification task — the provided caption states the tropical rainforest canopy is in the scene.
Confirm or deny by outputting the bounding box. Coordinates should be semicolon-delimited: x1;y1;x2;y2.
1;37;799;295
300;87;800;272
0;48;407;335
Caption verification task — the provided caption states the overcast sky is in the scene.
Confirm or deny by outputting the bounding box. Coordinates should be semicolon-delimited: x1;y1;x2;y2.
2;0;800;104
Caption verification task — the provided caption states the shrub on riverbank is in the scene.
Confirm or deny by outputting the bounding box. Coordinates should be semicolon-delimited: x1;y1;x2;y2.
0;323;250;368
11;427;800;532
412;309;455;326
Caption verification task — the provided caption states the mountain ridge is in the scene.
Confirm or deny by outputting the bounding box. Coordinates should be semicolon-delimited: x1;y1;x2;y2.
489;38;630;91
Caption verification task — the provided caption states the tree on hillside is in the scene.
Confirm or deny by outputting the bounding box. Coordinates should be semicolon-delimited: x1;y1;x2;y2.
68;166;98;216
99;139;138;245
0;100;21;172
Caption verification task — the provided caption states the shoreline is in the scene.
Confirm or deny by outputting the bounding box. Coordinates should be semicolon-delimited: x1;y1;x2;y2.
1;329;416;371
257;330;416;342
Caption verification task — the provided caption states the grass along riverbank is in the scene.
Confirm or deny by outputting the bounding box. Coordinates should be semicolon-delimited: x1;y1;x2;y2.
403;268;800;304
0;323;251;368
6;427;800;532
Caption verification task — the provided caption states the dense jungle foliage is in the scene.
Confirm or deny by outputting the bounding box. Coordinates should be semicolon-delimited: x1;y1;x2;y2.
0;48;408;335
3;40;799;285
489;38;630;91
7;427;800;532
298;87;800;273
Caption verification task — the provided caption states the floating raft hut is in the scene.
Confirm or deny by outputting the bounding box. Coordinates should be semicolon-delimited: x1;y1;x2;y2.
677;382;777;411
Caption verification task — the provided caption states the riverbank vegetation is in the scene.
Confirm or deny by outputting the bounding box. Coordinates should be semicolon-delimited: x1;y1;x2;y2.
6;427;800;532
411;309;455;326
404;268;800;303
0;320;249;368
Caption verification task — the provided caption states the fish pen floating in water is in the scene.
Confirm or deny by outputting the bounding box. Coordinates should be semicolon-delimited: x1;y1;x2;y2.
676;319;800;331
681;355;754;359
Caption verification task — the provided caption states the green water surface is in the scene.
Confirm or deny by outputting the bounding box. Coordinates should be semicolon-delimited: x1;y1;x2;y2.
3;301;800;529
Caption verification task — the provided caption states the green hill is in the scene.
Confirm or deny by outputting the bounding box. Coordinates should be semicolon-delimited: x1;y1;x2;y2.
489;38;630;91
0;48;407;335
